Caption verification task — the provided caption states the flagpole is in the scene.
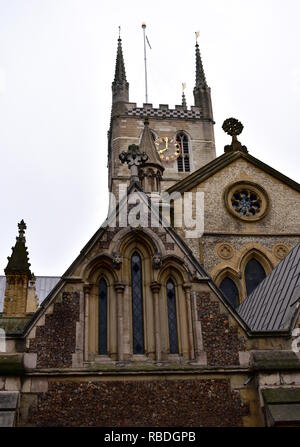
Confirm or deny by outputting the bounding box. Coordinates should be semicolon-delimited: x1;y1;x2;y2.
142;23;148;103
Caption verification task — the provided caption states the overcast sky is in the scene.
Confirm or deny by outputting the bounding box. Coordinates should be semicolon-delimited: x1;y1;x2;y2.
0;0;299;276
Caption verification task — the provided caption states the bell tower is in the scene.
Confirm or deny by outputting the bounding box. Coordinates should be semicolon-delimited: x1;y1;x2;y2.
108;32;216;196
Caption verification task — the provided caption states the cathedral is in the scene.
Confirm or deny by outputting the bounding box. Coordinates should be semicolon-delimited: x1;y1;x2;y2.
0;34;300;427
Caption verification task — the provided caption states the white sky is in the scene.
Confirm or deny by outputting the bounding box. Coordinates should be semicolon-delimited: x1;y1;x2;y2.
0;0;299;276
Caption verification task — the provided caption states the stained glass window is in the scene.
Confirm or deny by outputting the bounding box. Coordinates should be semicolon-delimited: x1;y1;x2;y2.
131;252;144;354
245;259;266;296
166;279;179;354
98;278;107;355
219;277;239;308
176;133;190;173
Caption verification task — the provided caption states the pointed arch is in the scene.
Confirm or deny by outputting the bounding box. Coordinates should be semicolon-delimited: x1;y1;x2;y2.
238;246;274;298
244;258;266;296
219;277;240;308
215;267;242;308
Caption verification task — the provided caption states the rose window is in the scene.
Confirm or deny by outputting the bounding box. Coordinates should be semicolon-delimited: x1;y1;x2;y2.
231;189;261;217
224;182;269;222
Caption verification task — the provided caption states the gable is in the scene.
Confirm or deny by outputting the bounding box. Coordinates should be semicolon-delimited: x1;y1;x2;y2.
168;154;300;235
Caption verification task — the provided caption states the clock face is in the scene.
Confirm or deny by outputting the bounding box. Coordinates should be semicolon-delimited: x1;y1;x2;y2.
154;136;182;162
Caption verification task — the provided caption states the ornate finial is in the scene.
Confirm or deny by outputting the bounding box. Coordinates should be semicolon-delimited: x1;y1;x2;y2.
4;220;32;277
18;219;27;240
195;31;200;44
222;118;243;137
118;25;121;39
181;82;187;108
119;144;148;184
222;118;248;154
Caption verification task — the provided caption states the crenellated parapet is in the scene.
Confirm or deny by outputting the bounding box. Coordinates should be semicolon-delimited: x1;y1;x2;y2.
125;103;202;120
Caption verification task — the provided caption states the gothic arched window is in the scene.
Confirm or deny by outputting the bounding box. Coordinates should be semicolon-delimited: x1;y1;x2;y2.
131;252;144;354
166;279;179;354
219;277;240;308
245;258;266;296
98;278;108;355
176;132;190;173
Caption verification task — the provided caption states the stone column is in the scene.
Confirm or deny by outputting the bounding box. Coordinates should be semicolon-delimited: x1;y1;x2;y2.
114;282;125;362
183;283;195;360
150;281;162;362
83;284;91;362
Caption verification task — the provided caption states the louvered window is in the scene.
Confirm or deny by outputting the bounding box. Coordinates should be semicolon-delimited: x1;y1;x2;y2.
176;132;190;172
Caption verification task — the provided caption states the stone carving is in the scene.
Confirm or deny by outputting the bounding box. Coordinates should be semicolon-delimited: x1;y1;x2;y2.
273;244;289;260
152;253;162;269
217;243;234;260
112;252;122;269
119;144;148;184
222;118;248;154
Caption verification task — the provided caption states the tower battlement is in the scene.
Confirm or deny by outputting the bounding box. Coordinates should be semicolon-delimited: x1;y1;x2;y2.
125;103;203;120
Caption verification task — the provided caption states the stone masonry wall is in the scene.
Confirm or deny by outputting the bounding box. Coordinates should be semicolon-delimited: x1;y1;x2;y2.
28;292;80;368
28;378;249;427
196;292;246;366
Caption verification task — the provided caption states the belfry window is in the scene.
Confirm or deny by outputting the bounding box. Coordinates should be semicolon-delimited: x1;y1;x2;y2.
176;132;190;173
166;279;179;354
131;252;144;354
245;259;266;296
219;277;239;308
98;278;108;355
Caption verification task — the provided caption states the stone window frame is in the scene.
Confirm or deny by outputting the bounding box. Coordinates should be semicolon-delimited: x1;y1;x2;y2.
224;181;270;222
166;278;179;354
176;131;192;173
98;277;108;355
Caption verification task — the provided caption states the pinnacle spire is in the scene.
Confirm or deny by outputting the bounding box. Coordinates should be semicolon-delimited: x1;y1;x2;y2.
195;41;207;89
5;220;32;277
113;35;127;85
181;82;187;109
139;117;163;167
112;30;129;104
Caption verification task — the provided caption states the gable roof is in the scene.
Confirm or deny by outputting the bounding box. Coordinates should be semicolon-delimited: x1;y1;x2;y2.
238;243;300;332
21;181;251;337
167;150;300;194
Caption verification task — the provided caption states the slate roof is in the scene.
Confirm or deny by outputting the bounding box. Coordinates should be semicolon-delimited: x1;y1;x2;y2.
0;276;60;313
238;243;300;332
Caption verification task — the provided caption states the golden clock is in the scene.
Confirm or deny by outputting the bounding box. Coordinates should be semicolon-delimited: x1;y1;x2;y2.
154;136;181;162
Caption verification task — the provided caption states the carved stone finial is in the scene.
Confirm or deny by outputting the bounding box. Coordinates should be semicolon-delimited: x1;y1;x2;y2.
18;219;27;240
119;144;148;184
222;118;248;154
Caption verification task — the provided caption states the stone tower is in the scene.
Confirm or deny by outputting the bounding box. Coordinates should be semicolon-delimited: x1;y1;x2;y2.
108;34;216;196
